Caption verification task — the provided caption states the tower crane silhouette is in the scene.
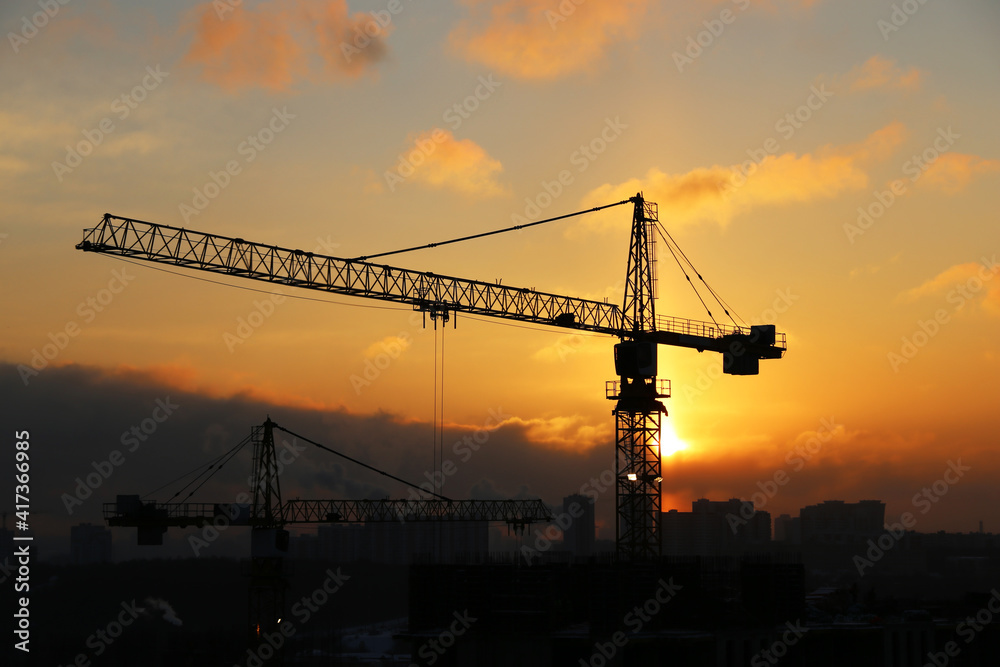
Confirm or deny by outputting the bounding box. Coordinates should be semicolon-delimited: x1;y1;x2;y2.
103;416;550;653
77;193;786;563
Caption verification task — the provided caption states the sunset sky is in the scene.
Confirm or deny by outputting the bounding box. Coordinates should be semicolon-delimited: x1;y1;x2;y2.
2;0;999;558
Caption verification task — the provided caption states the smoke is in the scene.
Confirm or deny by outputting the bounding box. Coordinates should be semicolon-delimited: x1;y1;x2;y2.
140;597;184;627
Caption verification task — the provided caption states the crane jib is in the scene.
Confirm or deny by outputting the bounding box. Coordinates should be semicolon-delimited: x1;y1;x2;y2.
76;213;786;363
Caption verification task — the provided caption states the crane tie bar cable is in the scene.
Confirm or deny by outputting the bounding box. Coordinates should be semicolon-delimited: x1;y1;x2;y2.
350;199;634;262
171;434;252;503
653;223;721;330
146;433;252;501
654;222;746;331
273;424;453;502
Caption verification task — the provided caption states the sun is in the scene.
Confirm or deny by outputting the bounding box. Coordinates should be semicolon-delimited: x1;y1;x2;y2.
659;419;688;457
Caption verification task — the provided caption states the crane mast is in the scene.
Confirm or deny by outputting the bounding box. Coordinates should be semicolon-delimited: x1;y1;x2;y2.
78;196;786;560
611;197;667;559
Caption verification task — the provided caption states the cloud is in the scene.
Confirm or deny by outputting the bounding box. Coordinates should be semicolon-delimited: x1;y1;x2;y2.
393;129;507;197
0;362;619;557
0;154;31;174
363;335;411;360
6;362;999;558
836;55;922;93
353;166;386;194
0;110;79;176
849;253;902;280
448;0;649;80
502;415;612;451
903;262;982;300
901;259;1000;313
581;122;906;229
0;110;77;150
183;0;389;92
661;424;972;523
918;152;1000;195
531;334;603;363
103;131;166;157
98;362;337;413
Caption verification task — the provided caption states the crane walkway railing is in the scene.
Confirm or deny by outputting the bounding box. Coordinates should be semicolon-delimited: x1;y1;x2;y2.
654;315;787;350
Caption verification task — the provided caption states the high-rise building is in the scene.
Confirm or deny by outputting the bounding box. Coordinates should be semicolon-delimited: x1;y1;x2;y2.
774;513;801;544
799;500;885;545
661;498;770;556
71;523;112;564
562;494;595;558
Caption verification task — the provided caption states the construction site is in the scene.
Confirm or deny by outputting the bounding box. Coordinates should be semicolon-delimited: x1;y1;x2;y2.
63;194;829;665
5;186;977;667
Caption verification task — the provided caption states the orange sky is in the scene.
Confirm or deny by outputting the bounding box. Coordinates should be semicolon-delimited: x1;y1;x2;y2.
2;0;1000;548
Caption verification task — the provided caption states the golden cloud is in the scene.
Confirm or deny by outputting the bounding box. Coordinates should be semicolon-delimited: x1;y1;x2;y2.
184;0;389;92
918;152;1000;195
837;55;922;93
363;335;411;360
531;333;605;363
901;260;1000;314
503;414;612;451
389;129;507;197
449;0;648;80
582;121;906;229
